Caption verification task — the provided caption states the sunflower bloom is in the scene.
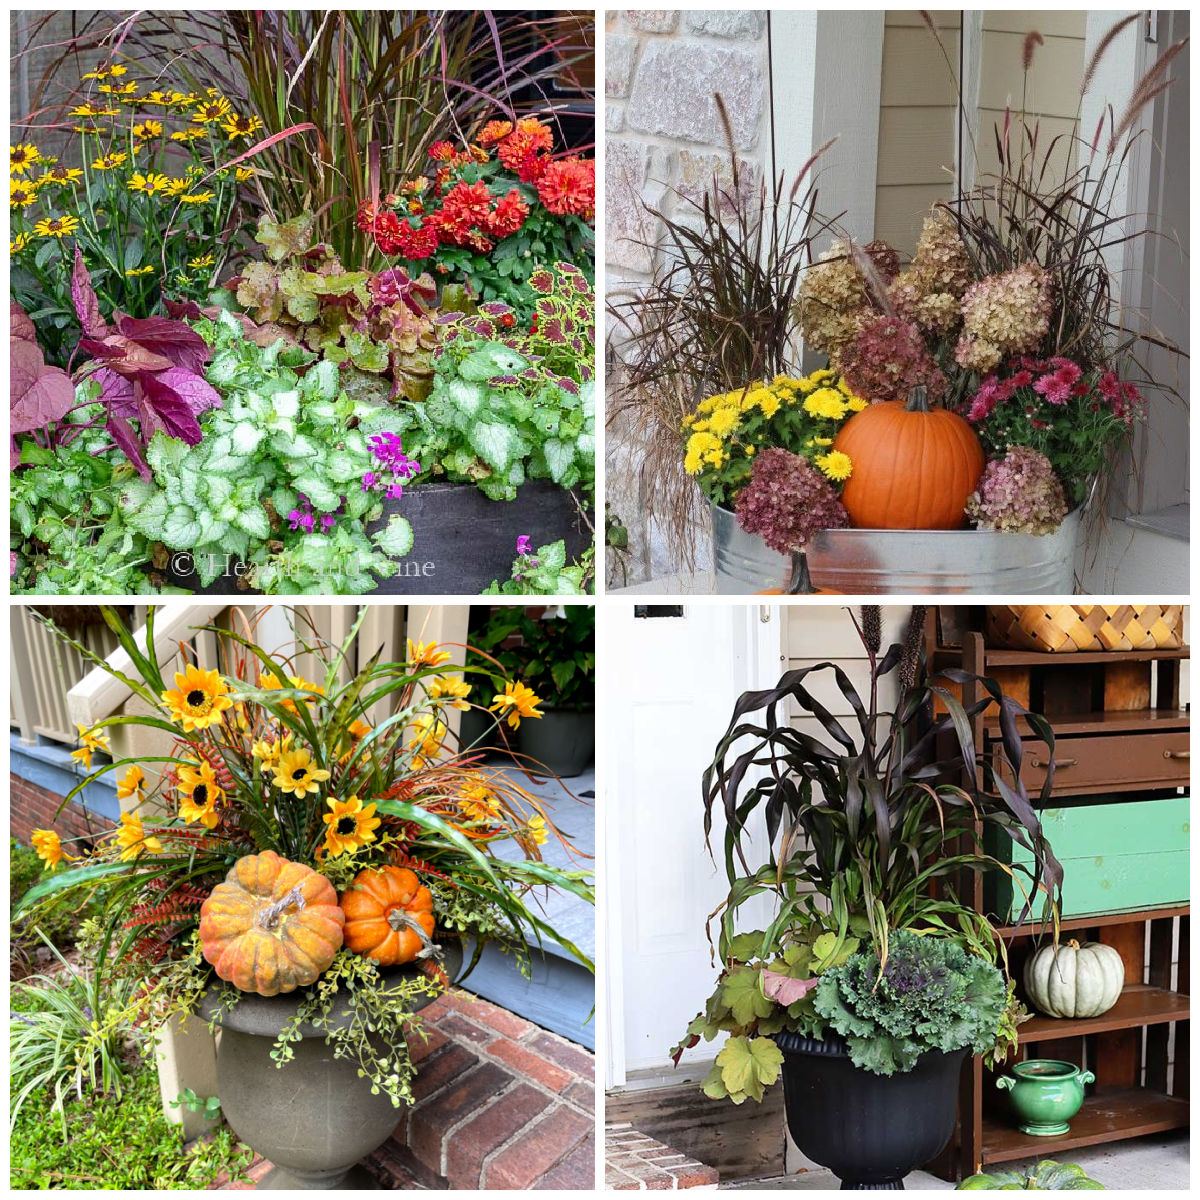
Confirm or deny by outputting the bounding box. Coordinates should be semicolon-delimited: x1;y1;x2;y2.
177;762;223;829
408;639;451;669
272;747;331;798
114;811;163;861
161;665;234;732
427;675;471;710
116;764;146;802
33;215;80;239
10;181;38;208
252;731;292;774
322;794;381;857
91;152;128;171
31;829;75;871
489;681;544;729
260;673;325;714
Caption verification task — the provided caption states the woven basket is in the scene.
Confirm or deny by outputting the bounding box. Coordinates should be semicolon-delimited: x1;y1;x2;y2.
986;605;1185;653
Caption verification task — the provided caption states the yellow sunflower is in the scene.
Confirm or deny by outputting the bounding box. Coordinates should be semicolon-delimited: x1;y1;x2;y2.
252;731;292;774
10;181;38;208
426;675;471;710
191;96;231;124
132;119;163;141
161;664;234;732
407;639;452;669
176;762;223;829
10;143;41;174
116;764;146;802
272;747;331;798
488;681;544;730
321;794;381;857
31;829;76;871
114;811;163;861
128;171;171;195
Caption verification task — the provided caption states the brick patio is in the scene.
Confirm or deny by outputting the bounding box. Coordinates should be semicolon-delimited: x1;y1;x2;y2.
605;1123;719;1190
214;987;595;1190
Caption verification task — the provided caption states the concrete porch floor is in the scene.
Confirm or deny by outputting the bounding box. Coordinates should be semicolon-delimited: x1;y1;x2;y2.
723;1132;1189;1190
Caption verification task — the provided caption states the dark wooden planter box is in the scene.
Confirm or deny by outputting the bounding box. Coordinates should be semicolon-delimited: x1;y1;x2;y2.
154;480;588;595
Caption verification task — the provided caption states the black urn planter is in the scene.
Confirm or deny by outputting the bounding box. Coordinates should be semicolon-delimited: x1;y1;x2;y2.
154;481;588;596
774;1032;967;1190
516;707;595;778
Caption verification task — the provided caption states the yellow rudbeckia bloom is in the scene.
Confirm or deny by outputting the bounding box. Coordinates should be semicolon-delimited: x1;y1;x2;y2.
489;681;544;730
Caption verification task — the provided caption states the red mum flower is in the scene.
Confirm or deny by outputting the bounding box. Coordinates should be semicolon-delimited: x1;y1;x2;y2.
434;180;495;247
428;141;457;162
498;129;549;181
536;157;595;219
395;218;440;261
488;188;530;238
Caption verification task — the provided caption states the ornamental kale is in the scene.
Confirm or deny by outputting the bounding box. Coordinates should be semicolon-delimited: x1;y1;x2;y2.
117;311;413;592
395;264;595;501
813;930;1008;1076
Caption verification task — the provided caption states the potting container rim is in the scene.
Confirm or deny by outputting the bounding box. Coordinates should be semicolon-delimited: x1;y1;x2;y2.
1012;1059;1080;1079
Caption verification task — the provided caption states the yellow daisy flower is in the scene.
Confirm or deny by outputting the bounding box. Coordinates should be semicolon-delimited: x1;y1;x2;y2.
69;102;121;118
82;63;127;80
162;177;190;196
161;664;234;732
221;113;264;140
179;191;214;204
10;181;38;208
408;639;452;669
114;811;162;861
427;675;471;710
170;127;207;143
37;164;83;186
322;794;381;857
116;764;146;802
125;265;155;277
272;747;331;798
11;232;31;253
10;143;41;174
407;713;447;759
128;171;171;195
98;81;138;96
191;96;231;124
234;166;257;182
177;762;224;829
31;829;76;871
489;681;544;730
815;450;854;482
132;119;163;141
91;152;129;171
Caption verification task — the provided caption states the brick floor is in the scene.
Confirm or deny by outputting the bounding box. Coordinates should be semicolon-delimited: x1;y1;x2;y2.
605;1123;719;1191
213;986;595;1190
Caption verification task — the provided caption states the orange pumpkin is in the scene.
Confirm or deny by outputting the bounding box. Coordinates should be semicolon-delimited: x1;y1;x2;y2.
340;866;436;967
199;850;345;996
833;386;984;530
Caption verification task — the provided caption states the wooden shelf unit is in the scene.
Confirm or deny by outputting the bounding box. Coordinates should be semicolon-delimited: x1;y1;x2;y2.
926;611;1190;1180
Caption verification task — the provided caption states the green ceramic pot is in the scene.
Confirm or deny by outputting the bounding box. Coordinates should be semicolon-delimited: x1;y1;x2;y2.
996;1059;1095;1136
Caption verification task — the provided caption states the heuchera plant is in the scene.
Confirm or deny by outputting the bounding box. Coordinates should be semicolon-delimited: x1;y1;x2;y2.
118;311;415;592
396;264;595;501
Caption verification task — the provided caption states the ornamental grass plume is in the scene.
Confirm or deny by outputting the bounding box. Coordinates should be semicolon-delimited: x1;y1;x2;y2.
734;448;849;554
955;263;1053;373
966;445;1067;534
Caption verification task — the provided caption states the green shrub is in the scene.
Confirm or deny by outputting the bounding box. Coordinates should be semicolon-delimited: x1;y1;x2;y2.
11;838;102;956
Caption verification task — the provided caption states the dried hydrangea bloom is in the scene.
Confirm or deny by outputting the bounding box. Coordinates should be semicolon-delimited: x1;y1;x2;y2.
911;208;973;297
734;447;849;554
795;240;868;360
862;239;900;284
889;272;962;336
839;313;947;405
965;445;1067;534
955;263;1052;373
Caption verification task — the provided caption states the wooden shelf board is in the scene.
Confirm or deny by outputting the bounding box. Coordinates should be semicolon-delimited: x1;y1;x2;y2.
983;647;1190;667
982;1088;1189;1163
1018;985;1190;1043
982;708;1190;736
994;904;1191;939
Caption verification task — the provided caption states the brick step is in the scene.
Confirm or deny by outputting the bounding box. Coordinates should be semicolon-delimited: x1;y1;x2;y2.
606;1123;720;1190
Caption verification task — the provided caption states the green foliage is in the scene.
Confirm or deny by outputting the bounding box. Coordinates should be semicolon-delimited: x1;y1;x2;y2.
703;1036;783;1105
958;1161;1105;1190
9;1066;251;1189
171;1089;222;1121
482;539;594;596
120;312;412;592
812;931;1008;1076
11;838;105;956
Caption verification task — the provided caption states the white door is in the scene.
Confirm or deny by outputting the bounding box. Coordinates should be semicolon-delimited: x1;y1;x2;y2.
604;603;781;1088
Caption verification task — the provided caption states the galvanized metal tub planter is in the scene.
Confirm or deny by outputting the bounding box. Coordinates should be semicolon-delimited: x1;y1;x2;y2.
199;940;462;1190
711;503;1081;595
159;481;588;596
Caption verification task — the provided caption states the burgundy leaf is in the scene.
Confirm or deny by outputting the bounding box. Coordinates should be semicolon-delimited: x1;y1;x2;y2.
106;413;151;480
152;366;222;418
115;315;211;374
71;246;107;338
11;338;75;434
164;297;206;321
139;373;206;444
10;301;37;343
761;969;820;1007
79;334;176;375
91;366;137;417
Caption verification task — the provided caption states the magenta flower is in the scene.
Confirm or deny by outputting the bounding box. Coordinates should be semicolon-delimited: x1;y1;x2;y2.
516;535;532;556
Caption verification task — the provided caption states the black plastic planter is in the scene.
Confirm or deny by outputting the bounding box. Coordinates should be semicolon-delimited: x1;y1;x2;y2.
774;1032;967;1190
155;481;588;595
517;707;595;777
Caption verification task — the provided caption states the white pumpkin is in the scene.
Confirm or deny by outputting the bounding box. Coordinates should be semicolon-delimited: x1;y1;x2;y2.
1023;939;1125;1019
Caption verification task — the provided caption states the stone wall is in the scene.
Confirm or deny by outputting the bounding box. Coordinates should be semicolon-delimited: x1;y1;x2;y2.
605;10;772;585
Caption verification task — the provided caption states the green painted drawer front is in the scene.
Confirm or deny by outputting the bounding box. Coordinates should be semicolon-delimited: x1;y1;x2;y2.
987;794;1190;920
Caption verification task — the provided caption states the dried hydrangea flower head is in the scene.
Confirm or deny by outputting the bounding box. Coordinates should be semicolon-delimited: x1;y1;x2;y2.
965;445;1067;534
734;447;849;554
794;239;868;361
955;262;1053;373
838;313;947;406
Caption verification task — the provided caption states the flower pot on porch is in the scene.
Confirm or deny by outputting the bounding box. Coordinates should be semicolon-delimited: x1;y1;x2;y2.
517;707;595;778
199;940;463;1190
710;502;1081;595
774;1031;967;1190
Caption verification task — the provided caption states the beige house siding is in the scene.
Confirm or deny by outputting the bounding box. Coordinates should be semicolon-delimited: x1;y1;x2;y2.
874;11;960;257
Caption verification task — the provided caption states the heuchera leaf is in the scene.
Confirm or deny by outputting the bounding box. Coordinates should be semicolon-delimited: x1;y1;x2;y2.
71;245;106;339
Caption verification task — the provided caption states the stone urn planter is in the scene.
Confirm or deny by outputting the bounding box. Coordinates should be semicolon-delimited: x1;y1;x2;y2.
517;707;595;778
199;940;463;1190
774;1031;967;1190
157;482;588;596
710;501;1081;595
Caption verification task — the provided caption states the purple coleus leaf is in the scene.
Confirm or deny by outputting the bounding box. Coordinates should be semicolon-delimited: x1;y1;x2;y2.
138;371;215;445
106;413;151;480
761;969;820;1007
71;246;107;339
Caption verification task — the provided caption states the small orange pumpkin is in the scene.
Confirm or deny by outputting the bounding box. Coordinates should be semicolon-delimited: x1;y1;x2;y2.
340;866;436;967
833;386;984;530
199;850;345;996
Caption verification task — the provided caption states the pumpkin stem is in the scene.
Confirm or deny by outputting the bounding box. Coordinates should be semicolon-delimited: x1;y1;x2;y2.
785;551;816;595
387;907;442;960
256;883;306;931
905;384;932;413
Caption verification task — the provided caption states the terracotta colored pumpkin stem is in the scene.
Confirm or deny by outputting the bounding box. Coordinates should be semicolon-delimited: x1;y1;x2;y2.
256;883;306;931
905;385;931;413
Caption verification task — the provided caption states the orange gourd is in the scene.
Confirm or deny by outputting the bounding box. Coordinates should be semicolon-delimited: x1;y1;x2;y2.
199;851;345;996
833;386;984;530
340;866;436;967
